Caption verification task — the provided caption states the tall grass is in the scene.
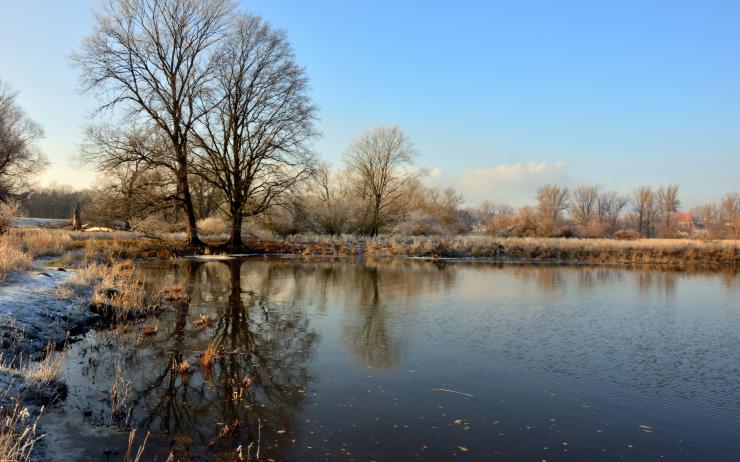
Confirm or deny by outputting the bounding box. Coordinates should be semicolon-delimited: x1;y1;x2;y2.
0;399;42;462
0;241;32;280
275;233;740;267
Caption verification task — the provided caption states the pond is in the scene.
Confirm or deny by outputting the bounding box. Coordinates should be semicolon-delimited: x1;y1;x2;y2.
43;258;740;461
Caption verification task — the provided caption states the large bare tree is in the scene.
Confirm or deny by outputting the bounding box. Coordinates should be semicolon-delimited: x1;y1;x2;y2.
345;125;417;236
0;79;47;201
73;0;234;245
192;13;318;246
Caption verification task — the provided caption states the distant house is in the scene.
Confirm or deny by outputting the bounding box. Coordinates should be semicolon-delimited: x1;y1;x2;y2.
672;211;697;235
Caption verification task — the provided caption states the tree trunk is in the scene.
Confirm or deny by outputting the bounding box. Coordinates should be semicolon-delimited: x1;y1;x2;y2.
175;156;202;247
229;213;243;247
71;202;82;231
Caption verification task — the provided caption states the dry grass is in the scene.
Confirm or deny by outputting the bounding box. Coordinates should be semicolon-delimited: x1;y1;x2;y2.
171;358;190;375
141;320;159;336
196;216;229;238
23;344;64;386
0;399;42;462
0;344;65;390
160;282;190;304
200;339;219;370
110;362;133;429
193;314;216;328
0;240;32;280
124;429;149;462
274;233;740;268
90;261;154;321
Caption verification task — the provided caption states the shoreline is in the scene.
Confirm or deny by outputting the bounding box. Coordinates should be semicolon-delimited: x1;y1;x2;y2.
185;235;740;270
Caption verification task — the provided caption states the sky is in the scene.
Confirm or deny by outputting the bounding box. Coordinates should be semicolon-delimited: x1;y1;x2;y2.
0;0;738;208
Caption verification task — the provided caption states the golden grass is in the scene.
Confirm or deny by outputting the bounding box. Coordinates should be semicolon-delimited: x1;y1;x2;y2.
193;314;216;328
160;282;190;304
23;344;64;386
0;240;32;280
0;399;42;462
124;429;149;462
90;261;154;321
279;233;740;267
171;358;190;375
200;339;219;370
110;362;133;429
141;320;159;336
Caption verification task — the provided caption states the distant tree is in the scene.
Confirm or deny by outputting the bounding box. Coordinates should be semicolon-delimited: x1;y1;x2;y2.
632;186;657;237
691;202;722;238
656;184;680;233
597;191;629;228
345;125;418;236
721;192;740;238
73;0;235;245
0;79;47;201
191;13;318;246
304;164;352;234
570;185;599;225
536;184;569;235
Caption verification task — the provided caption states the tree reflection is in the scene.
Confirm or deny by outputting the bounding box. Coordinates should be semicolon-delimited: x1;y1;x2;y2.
84;259;318;460
341;266;402;370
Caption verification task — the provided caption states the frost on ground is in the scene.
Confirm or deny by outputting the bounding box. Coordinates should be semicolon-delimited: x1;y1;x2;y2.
0;266;100;460
0;269;99;363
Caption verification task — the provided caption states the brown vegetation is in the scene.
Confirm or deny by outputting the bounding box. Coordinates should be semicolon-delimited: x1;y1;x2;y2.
237;234;740;268
0;399;41;462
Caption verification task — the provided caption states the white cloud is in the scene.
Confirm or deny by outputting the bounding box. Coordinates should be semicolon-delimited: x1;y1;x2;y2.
426;161;574;206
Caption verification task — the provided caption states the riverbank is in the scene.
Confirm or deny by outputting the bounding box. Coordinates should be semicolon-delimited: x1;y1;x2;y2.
223;234;740;269
0;229;178;460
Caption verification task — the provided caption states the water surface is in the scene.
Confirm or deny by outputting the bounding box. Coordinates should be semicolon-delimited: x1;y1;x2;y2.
45;258;740;460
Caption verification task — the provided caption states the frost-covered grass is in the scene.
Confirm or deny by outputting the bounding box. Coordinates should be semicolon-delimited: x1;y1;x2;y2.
0;242;32;280
277;233;740;267
0;399;41;462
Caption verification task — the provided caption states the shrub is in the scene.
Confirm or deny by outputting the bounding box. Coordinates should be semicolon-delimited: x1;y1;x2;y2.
196;216;229;237
0;201;22;234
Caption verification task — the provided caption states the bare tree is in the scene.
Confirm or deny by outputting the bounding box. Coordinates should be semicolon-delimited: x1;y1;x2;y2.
304;163;352;234
81;125;181;223
536;184;569;234
721;192;740;238
597;191;629;228
192;13;318;246
345;125;417;236
73;0;235;245
0;79;47;201
632;186;657;237
570;185;599;225
656;184;680;233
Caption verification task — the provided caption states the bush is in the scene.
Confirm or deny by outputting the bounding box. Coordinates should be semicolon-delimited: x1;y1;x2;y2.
0;200;22;234
614;229;641;240
392;211;445;236
196;216;229;237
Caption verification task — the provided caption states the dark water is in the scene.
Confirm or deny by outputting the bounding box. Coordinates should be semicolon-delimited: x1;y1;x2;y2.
44;258;740;461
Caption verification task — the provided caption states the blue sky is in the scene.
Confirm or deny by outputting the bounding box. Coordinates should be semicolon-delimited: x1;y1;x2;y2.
0;0;738;207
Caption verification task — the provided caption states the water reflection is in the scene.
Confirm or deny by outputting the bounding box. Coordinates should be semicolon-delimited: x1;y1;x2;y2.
48;258;740;461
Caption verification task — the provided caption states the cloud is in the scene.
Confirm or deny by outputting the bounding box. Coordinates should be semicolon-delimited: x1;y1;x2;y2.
427;161;573;206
